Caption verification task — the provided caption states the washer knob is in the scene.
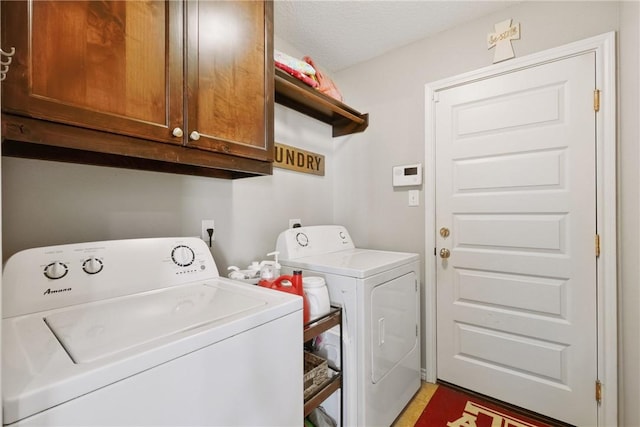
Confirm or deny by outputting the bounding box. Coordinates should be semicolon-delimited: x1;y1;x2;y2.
44;261;68;280
83;257;104;274
172;245;195;267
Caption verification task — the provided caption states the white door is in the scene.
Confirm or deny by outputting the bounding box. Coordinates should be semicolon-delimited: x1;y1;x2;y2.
435;52;597;426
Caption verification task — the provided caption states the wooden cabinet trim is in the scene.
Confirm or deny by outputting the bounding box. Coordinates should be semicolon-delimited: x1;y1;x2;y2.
2;114;272;177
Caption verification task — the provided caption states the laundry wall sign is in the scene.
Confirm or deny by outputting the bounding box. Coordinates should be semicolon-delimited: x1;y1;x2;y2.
274;143;325;176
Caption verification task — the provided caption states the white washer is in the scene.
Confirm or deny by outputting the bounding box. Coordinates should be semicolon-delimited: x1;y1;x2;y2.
2;237;302;426
276;225;420;427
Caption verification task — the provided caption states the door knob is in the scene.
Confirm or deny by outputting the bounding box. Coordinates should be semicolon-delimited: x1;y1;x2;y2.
440;227;450;238
189;131;201;141
172;127;183;138
439;248;451;259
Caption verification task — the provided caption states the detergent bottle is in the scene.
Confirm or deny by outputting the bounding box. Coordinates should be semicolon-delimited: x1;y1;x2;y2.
259;270;310;324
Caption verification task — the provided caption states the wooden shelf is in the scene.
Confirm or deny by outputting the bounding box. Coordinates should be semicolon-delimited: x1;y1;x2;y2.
303;306;341;342
304;370;342;417
303;306;343;424
274;68;369;137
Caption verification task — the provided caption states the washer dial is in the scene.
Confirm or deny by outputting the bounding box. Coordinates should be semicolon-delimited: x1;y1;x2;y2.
44;261;68;280
171;245;195;267
82;257;104;274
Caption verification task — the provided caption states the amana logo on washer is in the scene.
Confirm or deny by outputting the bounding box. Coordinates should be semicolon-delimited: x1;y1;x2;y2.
43;288;72;295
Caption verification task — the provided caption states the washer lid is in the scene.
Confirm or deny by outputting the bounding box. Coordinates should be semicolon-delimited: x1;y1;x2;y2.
3;278;302;425
45;283;265;364
279;248;419;278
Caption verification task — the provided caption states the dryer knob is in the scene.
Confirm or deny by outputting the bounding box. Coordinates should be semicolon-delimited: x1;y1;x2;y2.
44;261;68;280
295;232;309;247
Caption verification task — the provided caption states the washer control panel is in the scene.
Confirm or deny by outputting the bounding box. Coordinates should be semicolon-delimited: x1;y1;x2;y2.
3;237;219;318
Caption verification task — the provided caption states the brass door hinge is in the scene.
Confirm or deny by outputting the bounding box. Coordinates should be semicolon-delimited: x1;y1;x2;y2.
594;90;600;112
596;380;602;404
595;234;601;257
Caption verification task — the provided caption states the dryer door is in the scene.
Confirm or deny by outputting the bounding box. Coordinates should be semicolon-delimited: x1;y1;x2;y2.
370;271;418;383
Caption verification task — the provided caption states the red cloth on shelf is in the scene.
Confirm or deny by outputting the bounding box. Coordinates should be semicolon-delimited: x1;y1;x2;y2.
302;56;342;102
275;61;319;88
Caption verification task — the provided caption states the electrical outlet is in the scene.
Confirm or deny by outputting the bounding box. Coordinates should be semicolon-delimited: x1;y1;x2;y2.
289;219;301;229
201;219;215;245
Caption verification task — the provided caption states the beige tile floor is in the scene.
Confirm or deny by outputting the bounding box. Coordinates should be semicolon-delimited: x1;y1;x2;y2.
392;382;439;427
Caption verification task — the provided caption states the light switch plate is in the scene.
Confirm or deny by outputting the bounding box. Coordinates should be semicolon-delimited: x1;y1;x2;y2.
408;190;419;207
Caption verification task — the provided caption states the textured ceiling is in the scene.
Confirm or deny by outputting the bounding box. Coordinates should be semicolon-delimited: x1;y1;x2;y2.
274;1;519;72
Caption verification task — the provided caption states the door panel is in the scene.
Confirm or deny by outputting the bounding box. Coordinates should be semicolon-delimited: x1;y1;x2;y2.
435;52;596;426
454;149;566;192
1;1;183;144
455;269;566;317
185;0;273;161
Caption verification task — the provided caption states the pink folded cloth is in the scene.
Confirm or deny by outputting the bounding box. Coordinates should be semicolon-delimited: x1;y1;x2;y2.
275;50;317;76
276;61;319;88
303;56;342;102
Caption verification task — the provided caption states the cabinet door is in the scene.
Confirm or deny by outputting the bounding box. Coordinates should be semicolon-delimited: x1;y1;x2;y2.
1;1;184;145
185;0;274;161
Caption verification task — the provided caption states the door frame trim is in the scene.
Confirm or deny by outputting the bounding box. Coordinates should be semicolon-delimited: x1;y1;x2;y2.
423;32;617;426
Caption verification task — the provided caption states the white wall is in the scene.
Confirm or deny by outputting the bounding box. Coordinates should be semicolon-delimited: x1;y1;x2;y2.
2;102;335;272
333;0;638;424
617;1;640;424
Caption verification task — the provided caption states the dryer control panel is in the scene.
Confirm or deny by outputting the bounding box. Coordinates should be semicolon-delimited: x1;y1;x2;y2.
276;225;355;260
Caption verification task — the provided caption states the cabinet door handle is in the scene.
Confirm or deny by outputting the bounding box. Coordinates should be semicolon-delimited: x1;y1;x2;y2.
172;127;183;138
189;131;200;141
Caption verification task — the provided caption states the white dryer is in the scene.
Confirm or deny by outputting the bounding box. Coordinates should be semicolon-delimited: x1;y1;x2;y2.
276;225;420;427
2;237;302;426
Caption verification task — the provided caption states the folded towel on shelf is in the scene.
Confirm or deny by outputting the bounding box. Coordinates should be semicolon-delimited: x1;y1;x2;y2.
275;50;317;76
273;51;343;102
303;56;343;102
276;61;319;88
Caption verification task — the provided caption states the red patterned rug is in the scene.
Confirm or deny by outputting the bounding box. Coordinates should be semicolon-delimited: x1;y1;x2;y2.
415;385;555;427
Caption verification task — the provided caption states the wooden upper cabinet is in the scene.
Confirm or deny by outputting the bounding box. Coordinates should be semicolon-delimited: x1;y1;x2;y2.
185;1;274;161
1;0;274;175
2;0;184;145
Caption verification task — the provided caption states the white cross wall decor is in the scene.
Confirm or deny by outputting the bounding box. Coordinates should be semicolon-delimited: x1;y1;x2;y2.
487;19;520;63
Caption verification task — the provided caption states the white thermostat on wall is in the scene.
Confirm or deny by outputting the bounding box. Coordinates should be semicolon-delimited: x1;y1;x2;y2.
392;163;422;187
